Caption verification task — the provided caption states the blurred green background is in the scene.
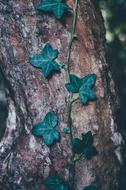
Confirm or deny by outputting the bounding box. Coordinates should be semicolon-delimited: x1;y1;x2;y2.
100;0;126;188
100;0;126;131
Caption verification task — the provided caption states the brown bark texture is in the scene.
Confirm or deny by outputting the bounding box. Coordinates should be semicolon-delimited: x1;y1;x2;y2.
0;0;124;190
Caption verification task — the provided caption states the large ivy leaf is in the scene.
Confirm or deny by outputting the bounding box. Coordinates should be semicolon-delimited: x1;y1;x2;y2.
37;0;70;20
65;74;97;105
79;74;97;105
43;176;70;190
83;185;97;190
65;74;82;93
32;112;60;146
29;43;60;78
72;131;97;160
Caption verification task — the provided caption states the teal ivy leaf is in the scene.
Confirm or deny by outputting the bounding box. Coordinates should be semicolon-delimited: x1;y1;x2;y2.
63;127;70;134
79;74;97;105
43;176;70;190
29;43;60;78
72;131;97;160
65;74;82;93
37;0;70;20
32;112;60;146
65;74;97;105
83;185;97;190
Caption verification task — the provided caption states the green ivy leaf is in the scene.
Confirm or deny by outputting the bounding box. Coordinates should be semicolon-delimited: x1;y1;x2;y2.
83;185;97;190
43;176;70;190
32;112;60;146
65;74;82;93
29;43;60;78
65;74;97;105
72;131;97;160
79;74;97;105
63;127;70;134
37;0;70;20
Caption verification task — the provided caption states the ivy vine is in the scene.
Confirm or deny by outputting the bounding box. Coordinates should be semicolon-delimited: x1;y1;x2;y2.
29;0;98;189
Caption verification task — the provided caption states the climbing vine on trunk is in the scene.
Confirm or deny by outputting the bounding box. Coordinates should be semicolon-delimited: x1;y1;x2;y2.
29;0;98;190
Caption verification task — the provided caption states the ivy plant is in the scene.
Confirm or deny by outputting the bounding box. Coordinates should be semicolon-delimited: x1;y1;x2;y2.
29;43;61;78
30;0;98;189
32;112;60;146
37;0;70;20
43;176;70;190
72;131;97;160
65;74;97;105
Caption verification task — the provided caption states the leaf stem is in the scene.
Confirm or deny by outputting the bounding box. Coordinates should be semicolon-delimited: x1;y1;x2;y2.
66;0;79;81
66;0;79;150
65;0;79;189
67;99;72;140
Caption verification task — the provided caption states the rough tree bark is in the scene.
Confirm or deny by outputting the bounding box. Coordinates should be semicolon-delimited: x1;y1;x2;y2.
0;0;123;190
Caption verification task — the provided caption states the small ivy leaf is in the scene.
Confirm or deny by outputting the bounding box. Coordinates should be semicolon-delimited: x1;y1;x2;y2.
79;74;97;105
63;127;70;134
32;112;60;146
43;176;70;190
82;131;97;160
81;131;93;147
72;138;83;154
29;43;60;78
82;145;97;160
65;74;82;93
37;0;70;20
83;185;97;190
72;131;97;159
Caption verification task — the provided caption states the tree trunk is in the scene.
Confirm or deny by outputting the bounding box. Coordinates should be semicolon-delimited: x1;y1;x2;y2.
0;0;123;190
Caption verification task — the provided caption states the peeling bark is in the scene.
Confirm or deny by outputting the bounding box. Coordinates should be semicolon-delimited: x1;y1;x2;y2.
0;0;123;190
